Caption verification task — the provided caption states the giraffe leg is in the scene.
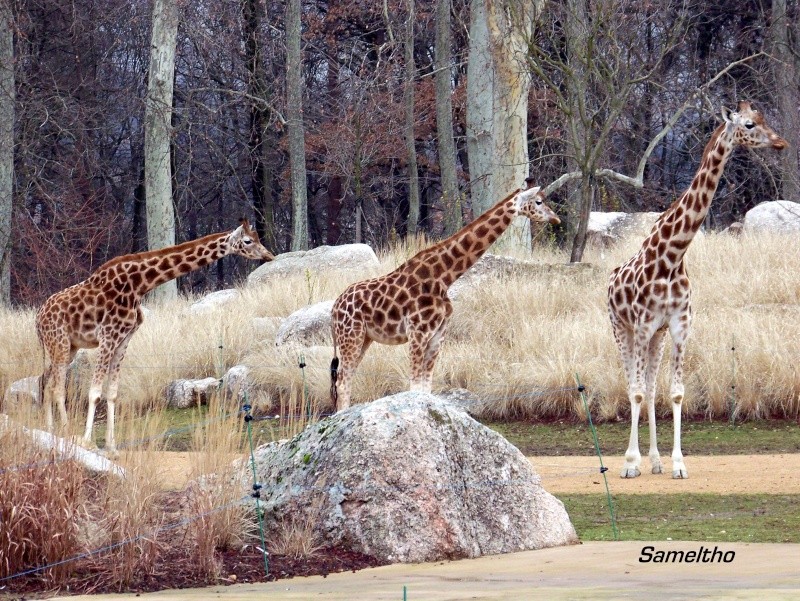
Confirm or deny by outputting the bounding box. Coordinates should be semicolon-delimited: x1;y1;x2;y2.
81;341;116;451
611;320;642;478
416;318;447;393
408;325;436;393
645;330;668;475
44;361;69;433
668;315;691;479
334;325;371;412
102;331;135;459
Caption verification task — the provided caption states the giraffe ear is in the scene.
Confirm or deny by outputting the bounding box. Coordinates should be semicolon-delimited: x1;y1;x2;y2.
721;105;735;123
524;176;537;190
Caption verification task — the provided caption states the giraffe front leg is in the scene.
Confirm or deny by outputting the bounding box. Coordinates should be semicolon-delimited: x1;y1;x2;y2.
417;318;447;394
668;317;690;479
81;343;116;452
611;321;642;478
645;330;668;475
102;332;134;459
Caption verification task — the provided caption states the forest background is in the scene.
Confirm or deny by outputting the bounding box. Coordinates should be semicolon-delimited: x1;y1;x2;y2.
0;0;797;306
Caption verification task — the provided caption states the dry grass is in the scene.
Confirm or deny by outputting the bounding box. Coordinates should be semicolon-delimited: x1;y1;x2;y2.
2;231;799;428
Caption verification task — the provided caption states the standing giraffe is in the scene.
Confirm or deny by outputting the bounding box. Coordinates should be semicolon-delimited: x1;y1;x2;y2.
330;180;561;411
608;102;787;479
35;220;273;457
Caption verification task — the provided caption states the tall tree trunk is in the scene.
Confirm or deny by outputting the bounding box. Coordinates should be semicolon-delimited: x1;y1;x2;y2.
404;0;421;236
243;0;276;251
286;0;308;251
466;0;541;249
771;0;800;201
435;0;461;236
0;0;13;304
144;0;179;302
565;0;593;263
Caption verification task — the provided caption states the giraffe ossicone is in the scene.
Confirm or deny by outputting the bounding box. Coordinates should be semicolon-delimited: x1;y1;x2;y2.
607;101;786;479
35;220;273;458
330;181;561;412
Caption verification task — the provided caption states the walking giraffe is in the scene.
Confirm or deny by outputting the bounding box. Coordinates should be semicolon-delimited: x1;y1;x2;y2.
35;220;273;457
608;101;787;478
330;180;561;411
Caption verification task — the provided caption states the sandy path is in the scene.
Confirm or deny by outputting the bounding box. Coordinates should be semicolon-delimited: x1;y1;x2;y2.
140;452;800;495
53;541;800;601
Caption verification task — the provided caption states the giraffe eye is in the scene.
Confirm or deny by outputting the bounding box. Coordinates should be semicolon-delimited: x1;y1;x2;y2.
535;199;543;205
745;121;755;130
243;237;253;245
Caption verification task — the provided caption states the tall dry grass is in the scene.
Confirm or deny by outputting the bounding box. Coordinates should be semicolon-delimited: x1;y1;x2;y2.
1;231;798;433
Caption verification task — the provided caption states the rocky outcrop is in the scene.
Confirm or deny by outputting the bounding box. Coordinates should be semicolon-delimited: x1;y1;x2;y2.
187;289;240;313
743;200;800;233
248;392;578;563
586;211;661;246
165;377;220;409
275;300;333;347
247;244;380;285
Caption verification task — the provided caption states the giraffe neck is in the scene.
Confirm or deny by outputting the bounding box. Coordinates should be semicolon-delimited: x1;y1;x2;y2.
418;193;518;288
96;231;232;296
655;123;733;263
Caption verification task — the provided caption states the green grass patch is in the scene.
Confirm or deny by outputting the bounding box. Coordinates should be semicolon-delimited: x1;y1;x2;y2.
560;493;800;543
485;419;800;456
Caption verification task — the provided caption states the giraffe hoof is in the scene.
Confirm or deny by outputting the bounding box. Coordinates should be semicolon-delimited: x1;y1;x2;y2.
620;467;641;478
651;464;664;475
672;469;688;479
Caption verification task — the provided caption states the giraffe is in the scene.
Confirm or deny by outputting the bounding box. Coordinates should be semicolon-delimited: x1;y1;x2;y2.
35;220;273;457
608;101;787;479
330;180;561;411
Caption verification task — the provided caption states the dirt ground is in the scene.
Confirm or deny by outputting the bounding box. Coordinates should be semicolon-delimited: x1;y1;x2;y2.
143;451;800;495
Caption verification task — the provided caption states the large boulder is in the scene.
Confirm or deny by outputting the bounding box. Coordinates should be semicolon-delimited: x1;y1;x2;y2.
249;392;578;563
743;200;800;233
247;244;380;285
586;211;661;246
187;289;240;313
165;377;220;409
275;300;333;347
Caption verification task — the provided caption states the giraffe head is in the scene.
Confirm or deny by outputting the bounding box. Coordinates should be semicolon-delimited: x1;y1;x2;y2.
516;180;561;225
722;101;788;150
228;219;274;261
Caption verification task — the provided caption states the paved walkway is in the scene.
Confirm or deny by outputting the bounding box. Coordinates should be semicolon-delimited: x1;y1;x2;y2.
55;541;800;601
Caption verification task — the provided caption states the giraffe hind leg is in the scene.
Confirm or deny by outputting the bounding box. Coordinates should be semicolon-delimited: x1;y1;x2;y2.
611;320;642;478
645;330;668;475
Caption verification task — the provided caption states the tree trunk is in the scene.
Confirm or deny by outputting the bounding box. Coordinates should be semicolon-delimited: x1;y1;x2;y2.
564;0;592;263
466;0;541;249
404;0;420;236
243;0;276;251
144;0;179;303
286;0;308;251
771;0;800;201
435;0;462;236
0;0;13;304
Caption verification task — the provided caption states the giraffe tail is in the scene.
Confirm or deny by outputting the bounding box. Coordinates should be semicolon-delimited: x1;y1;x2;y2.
329;355;339;408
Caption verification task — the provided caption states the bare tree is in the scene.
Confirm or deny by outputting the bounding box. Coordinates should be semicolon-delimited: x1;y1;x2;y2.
144;0;179;302
466;0;542;248
403;0;421;235
770;0;800;201
286;0;308;251
0;0;13;304
435;0;462;236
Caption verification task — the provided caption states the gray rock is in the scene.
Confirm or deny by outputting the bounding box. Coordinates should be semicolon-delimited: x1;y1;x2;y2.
247;244;380;285
586;211;661;246
275;300;334;347
221;365;252;402
743;200;800;233
436;388;488;416
4;350;91;407
165;377;220;409
187;289;239;313
248;392;578;563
